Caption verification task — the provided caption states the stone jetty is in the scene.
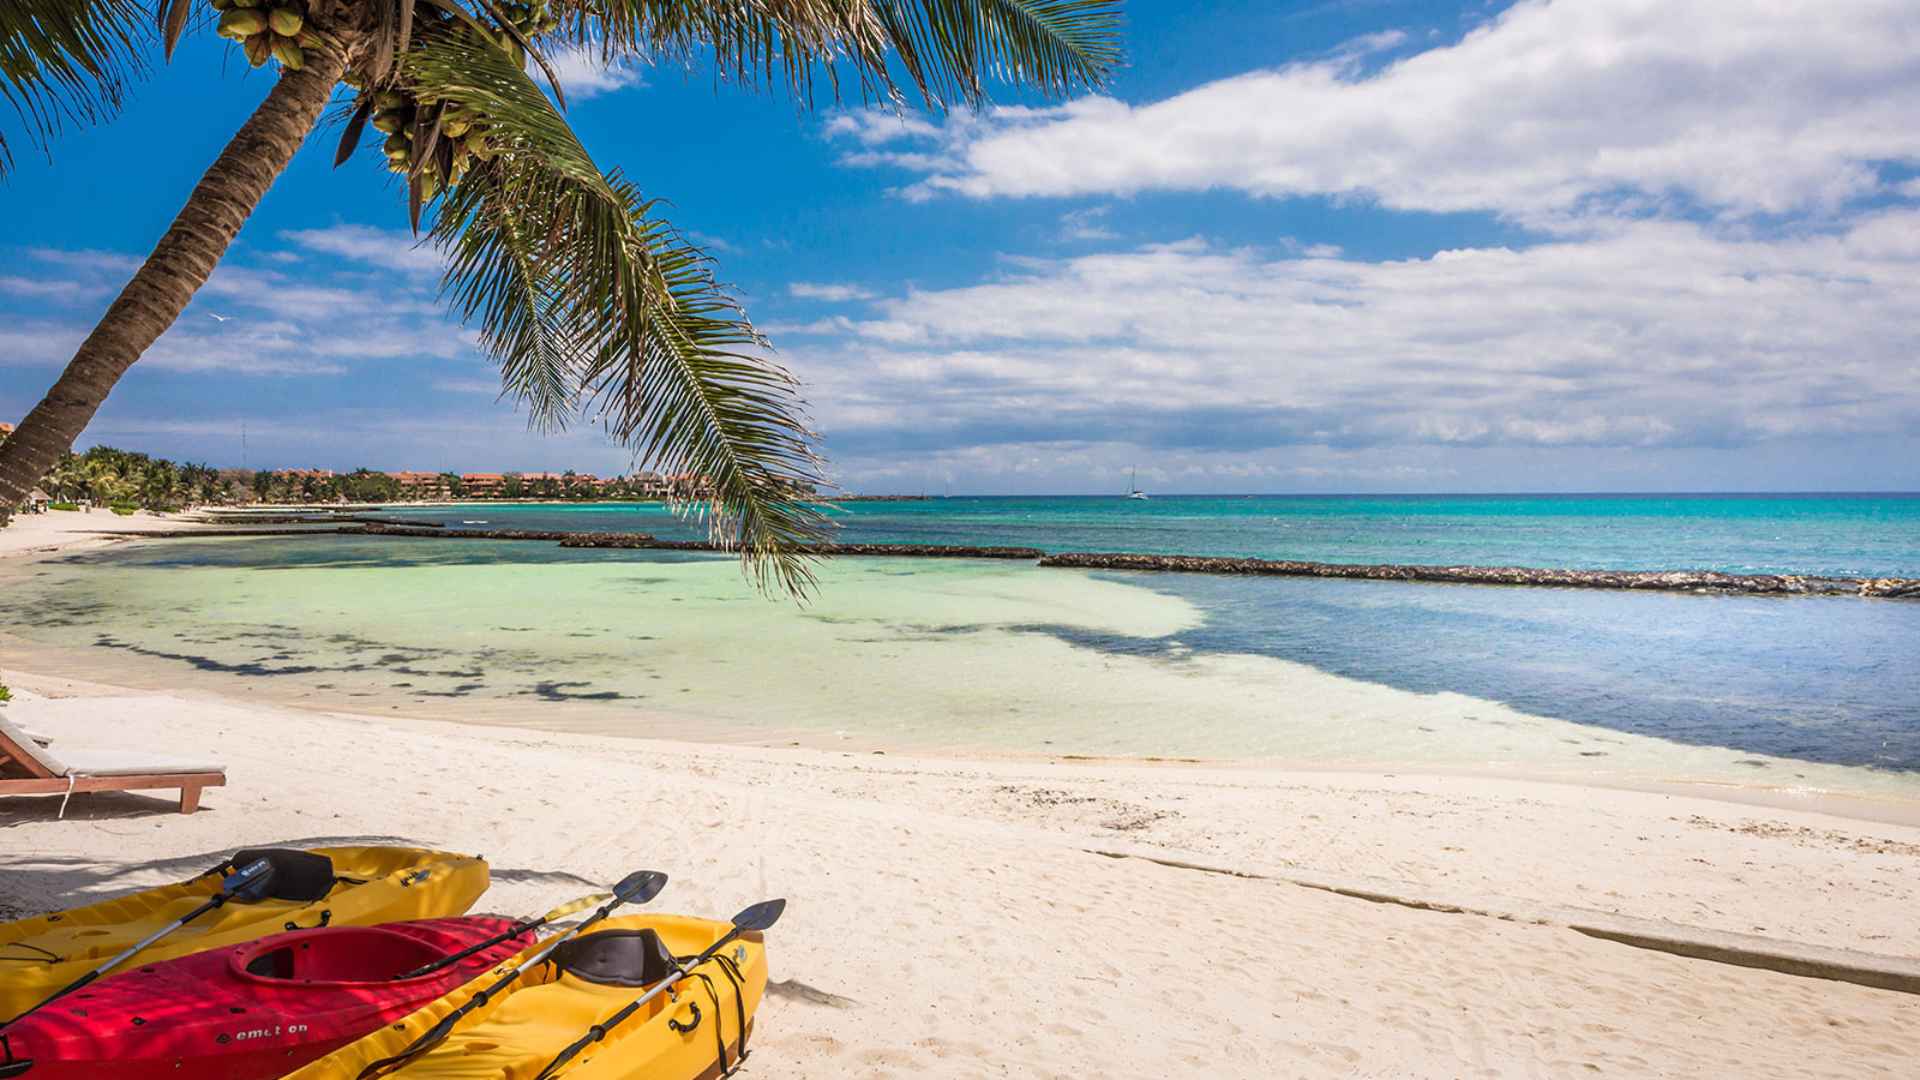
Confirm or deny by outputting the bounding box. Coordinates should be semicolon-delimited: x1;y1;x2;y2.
1036;552;1920;598
102;524;1919;599
554;534;1044;559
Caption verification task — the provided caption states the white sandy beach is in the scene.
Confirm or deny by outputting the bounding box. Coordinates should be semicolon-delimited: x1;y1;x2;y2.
3;514;1919;1077
0;507;208;558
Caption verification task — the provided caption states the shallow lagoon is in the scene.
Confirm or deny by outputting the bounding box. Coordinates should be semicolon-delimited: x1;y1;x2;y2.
3;535;1917;797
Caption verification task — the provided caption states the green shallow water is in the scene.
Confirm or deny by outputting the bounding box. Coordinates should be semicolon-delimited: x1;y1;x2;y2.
5;536;1918;801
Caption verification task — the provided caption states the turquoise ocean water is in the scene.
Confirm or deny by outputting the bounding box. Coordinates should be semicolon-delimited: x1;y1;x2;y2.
4;494;1916;781
393;492;1920;577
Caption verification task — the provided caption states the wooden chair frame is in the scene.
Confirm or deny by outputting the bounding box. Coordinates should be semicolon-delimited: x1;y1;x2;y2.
0;727;224;814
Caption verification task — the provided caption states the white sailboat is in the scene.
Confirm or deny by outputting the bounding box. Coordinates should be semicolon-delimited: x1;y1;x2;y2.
1126;468;1149;500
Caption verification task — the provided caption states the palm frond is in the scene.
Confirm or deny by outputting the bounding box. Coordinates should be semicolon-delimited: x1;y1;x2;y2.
410;28;828;594
572;0;1122;108
0;0;149;173
870;0;1123;105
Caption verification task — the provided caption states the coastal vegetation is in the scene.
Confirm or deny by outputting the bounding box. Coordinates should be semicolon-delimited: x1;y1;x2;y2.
33;445;238;510
0;0;1124;591
13;441;693;509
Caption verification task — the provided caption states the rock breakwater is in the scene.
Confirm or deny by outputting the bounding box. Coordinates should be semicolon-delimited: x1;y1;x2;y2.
1036;552;1920;598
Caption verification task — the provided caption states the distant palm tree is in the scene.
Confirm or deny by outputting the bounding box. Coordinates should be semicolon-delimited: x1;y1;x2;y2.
0;0;1123;589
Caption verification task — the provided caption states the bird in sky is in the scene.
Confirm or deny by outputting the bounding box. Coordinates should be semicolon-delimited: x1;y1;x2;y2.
207;313;231;323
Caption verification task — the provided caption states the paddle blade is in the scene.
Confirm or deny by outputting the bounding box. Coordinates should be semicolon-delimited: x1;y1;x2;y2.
223;858;275;902
612;871;667;905
543;892;612;922
731;898;786;933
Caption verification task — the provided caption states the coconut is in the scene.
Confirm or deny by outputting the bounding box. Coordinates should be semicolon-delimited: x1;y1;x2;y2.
371;110;406;134
210;0;235;11
217;8;267;38
375;90;409;111
242;32;272;66
440;116;472;138
267;7;303;35
271;37;305;69
384;132;411;156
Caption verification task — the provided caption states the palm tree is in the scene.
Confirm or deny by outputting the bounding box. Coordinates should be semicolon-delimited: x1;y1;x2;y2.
0;0;1123;589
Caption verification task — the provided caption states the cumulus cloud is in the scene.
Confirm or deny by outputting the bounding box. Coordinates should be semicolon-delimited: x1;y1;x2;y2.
279;225;445;274
3;242;477;377
832;0;1920;224
1058;206;1118;242
541;43;645;100
786;213;1920;467
788;282;878;302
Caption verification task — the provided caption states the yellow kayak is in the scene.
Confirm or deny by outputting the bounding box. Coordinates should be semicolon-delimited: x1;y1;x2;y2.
285;913;769;1079
0;846;489;1022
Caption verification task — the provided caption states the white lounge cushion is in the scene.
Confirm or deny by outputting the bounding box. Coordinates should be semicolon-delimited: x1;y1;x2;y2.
1;712;222;777
0;711;67;773
54;749;225;777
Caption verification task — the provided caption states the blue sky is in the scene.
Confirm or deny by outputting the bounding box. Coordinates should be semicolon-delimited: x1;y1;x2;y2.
4;0;1918;494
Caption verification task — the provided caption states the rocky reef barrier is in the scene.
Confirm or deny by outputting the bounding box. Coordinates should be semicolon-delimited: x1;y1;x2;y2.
97;522;1920;598
1037;552;1920;598
549;534;1046;559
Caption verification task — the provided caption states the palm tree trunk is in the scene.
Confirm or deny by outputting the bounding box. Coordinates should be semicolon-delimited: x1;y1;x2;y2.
0;42;353;519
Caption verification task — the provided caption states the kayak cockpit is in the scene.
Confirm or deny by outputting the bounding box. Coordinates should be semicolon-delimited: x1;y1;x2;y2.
232;926;462;986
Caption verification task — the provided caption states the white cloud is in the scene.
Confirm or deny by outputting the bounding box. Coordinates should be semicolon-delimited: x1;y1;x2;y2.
279;225;444;274
433;377;503;394
822;110;943;146
787;212;1920;464
835;0;1920;224
788;282;878;302
541;43;645;100
1058;206;1118;242
27;248;140;275
4;242;477;378
0;276;107;302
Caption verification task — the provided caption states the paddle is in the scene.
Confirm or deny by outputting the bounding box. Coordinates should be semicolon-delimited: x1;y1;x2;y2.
356;870;666;1079
531;898;786;1080
2;857;275;1027
390;891;614;981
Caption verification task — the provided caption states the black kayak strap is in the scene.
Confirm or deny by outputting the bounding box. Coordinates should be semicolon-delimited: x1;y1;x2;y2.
714;953;751;1065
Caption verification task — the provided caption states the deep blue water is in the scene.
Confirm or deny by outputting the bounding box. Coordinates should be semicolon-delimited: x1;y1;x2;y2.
383;493;1920;577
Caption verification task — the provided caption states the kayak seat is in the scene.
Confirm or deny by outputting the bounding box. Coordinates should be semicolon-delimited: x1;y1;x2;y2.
223;848;338;902
553;928;677;988
240;926;452;983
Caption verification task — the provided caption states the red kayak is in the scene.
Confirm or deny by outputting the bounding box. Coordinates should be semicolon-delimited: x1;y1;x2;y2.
0;917;532;1079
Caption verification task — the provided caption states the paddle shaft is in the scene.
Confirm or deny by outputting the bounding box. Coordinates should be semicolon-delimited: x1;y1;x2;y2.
532;928;745;1080
359;900;631;1078
391;915;541;980
3;892;222;1027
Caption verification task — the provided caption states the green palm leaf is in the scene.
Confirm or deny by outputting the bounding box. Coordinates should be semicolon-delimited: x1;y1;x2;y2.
409;28;828;594
0;0;149;173
573;0;1121;107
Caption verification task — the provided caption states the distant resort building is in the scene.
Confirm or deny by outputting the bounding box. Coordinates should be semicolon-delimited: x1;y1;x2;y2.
460;472;508;497
390;471;452;499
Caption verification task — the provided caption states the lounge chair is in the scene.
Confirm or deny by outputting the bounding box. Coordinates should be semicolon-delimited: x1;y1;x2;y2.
0;712;225;816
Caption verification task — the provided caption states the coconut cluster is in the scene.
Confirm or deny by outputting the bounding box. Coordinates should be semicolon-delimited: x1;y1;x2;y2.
212;0;318;69
355;1;562;197
367;89;503;197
